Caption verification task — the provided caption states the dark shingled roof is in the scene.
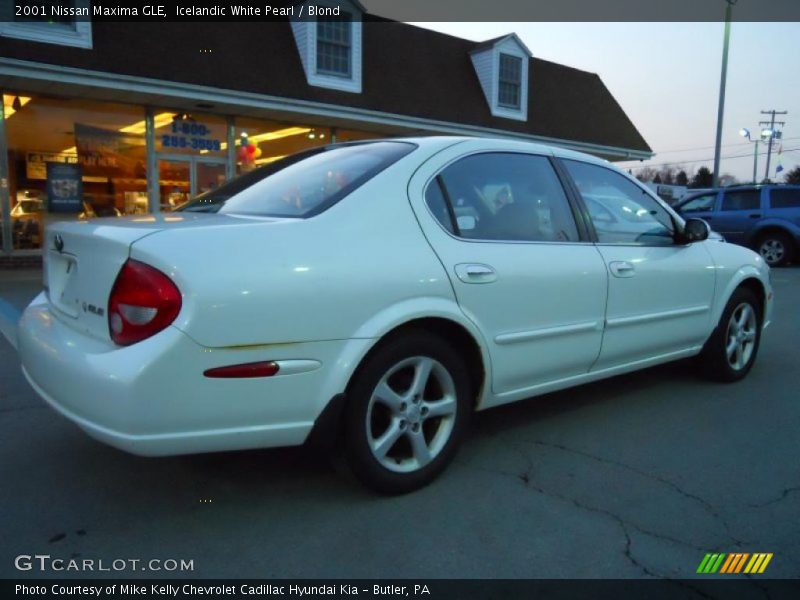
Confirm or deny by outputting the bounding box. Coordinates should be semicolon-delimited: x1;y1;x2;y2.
0;18;651;154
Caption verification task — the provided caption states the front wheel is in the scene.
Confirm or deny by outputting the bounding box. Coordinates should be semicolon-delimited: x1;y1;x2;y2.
698;288;762;382
342;331;472;494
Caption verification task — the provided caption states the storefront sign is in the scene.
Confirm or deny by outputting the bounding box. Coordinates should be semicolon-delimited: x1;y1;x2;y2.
162;119;222;152
26;152;79;180
46;162;83;213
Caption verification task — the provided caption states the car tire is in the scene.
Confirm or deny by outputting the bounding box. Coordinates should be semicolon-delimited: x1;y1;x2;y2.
755;231;794;267
698;287;762;383
342;330;472;494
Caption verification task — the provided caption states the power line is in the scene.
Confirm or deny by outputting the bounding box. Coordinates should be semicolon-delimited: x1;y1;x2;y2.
654;136;800;155
623;146;800;170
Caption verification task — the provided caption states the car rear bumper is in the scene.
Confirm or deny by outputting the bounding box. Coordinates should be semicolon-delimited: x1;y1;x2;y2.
18;293;365;456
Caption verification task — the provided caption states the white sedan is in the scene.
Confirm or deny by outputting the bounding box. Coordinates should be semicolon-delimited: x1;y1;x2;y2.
18;137;773;493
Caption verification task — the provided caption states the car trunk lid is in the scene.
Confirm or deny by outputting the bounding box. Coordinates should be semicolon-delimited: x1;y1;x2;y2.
43;213;288;343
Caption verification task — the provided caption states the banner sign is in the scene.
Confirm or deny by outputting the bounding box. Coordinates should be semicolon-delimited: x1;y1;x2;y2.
46;162;83;214
74;123;146;179
26;152;78;181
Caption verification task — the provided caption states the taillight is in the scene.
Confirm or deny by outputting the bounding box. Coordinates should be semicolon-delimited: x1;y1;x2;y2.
108;259;182;346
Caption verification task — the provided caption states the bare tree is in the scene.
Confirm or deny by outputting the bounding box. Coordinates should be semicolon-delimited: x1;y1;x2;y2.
658;166;676;185
634;166;658;182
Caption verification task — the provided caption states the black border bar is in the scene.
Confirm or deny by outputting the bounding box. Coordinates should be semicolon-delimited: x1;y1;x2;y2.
5;579;800;600
4;0;800;23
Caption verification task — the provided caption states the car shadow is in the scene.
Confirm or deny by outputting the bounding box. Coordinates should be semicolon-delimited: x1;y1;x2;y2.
125;357;705;496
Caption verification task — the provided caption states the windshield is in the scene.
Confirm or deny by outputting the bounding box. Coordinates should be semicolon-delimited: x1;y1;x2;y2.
179;141;416;218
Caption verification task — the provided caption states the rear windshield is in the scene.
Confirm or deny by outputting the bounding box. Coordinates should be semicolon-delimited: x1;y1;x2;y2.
179;141;416;218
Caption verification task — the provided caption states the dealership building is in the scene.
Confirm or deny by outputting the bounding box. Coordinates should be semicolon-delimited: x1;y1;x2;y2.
0;0;652;261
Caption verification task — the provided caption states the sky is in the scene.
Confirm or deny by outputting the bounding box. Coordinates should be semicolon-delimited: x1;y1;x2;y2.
405;21;800;183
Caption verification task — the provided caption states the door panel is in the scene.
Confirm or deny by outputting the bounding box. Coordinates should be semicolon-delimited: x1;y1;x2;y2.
712;188;764;245
592;244;715;369
445;242;608;393
408;142;608;400
560;158;717;369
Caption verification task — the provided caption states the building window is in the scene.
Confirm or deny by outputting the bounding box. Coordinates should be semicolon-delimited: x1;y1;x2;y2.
316;14;352;77
0;0;92;49
2;94;148;250
498;54;522;109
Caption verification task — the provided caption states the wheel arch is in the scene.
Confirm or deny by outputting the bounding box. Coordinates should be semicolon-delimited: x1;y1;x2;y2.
346;316;488;407
736;277;767;317
713;267;767;326
748;222;797;249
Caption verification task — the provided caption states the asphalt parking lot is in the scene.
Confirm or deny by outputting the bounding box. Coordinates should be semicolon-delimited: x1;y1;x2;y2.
0;268;798;580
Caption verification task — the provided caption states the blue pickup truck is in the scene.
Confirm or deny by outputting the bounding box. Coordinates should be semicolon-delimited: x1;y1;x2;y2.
676;184;800;266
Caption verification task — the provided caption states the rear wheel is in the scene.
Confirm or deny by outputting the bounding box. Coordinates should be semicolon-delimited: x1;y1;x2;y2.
698;287;761;382
342;331;471;494
756;231;793;267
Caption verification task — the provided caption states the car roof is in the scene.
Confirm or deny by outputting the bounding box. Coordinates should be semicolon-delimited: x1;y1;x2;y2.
358;135;612;167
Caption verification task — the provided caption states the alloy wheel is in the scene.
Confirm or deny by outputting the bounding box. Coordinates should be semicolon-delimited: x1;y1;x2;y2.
725;302;757;371
759;239;785;265
365;356;457;473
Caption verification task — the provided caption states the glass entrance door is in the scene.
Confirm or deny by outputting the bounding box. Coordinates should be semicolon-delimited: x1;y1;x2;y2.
158;159;191;212
157;157;227;211
195;161;227;195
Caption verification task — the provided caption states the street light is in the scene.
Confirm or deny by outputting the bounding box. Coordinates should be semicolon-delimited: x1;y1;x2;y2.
712;0;739;187
739;127;773;184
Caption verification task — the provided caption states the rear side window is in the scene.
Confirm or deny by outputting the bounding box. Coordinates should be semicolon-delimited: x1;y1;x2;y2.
679;193;717;213
425;152;579;242
179;141;416;218
770;188;800;209
721;190;761;211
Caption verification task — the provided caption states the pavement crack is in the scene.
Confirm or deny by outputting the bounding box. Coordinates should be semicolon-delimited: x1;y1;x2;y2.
507;447;707;553
747;486;800;508
520;439;752;548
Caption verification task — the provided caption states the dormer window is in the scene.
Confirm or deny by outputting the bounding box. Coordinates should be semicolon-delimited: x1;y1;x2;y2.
290;0;364;94
469;33;530;122
0;0;92;48
498;54;522;109
316;14;352;77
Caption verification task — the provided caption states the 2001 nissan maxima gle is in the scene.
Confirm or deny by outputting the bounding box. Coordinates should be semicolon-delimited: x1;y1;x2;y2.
18;137;773;493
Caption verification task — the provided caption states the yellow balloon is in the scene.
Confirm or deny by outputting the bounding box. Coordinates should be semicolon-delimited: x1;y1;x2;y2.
254;147;262;159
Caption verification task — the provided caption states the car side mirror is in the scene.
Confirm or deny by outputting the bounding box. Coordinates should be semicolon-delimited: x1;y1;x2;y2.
678;218;710;244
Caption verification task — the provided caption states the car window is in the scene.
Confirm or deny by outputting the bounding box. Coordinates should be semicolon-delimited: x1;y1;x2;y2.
179;141;416;218
427;152;579;242
770;188;800;209
562;159;675;246
720;190;760;212
679;193;717;213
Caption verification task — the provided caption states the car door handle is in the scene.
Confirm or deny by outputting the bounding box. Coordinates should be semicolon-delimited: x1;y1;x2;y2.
609;261;636;278
748;213;762;219
455;263;497;283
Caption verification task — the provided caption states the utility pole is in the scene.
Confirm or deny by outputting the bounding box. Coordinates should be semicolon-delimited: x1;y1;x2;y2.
759;110;787;182
712;0;737;188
